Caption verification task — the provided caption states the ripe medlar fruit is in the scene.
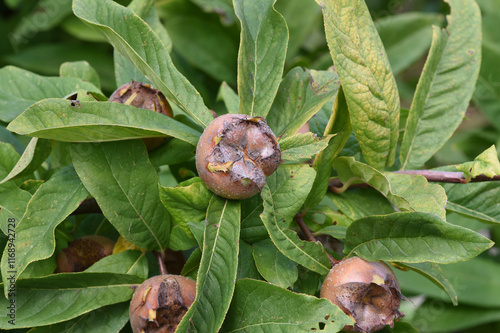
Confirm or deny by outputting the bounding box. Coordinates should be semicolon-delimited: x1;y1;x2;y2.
109;81;173;151
129;275;196;333
56;235;115;273
320;257;404;333
195;114;281;199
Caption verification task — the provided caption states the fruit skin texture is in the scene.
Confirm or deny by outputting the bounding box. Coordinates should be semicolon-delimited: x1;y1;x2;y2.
56;235;115;273
196;114;281;199
109;81;173;151
320;257;404;333
129;275;196;333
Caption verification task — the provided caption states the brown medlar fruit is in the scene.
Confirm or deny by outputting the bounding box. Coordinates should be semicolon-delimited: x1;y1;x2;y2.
56;235;115;273
195;114;281;199
320;257;404;333
129;275;196;333
109;81;173;151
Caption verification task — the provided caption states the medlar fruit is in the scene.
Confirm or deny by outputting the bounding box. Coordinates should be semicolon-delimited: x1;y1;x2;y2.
320;257;404;333
56;235;115;273
129;275;196;333
195;114;281;199
109;81;173;151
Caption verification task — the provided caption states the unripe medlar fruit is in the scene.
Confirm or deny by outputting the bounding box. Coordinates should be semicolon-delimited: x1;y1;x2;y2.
195;114;281;199
56;235;115;273
109;81;173;151
129;275;196;333
320;257;404;333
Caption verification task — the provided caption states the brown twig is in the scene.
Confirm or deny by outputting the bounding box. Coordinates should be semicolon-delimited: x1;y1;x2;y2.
295;213;339;267
154;250;168;275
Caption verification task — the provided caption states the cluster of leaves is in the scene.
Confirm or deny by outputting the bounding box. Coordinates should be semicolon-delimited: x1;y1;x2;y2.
0;0;499;332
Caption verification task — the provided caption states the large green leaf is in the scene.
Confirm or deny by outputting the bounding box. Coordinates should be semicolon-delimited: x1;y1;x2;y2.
0;273;141;328
222;279;353;332
86;250;148;280
0;66;100;122
253;239;298;289
60;61;101;89
176;197;240;333
71;141;170;251
400;0;482;169
266;67;340;138
260;164;331;275
320;0;400;169
344;212;493;263
279;133;333;162
234;0;288;118
0;166;89;297
73;0;213;128
7;98;201;146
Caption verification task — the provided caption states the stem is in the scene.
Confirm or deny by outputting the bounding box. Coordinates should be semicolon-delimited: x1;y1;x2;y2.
154;251;168;275
295;213;339;267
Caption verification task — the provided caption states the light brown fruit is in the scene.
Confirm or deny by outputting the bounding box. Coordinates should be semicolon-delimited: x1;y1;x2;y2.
56;235;115;273
129;275;196;333
195;114;281;199
109;81;173;151
320;257;404;333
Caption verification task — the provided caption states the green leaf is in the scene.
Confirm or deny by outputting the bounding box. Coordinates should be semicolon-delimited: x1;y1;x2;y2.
235;0;288;118
190;0;237;24
86;250;148;280
266;67;340;138
376;13;443;74
443;181;500;224
320;0;400;169
253;239;298;289
398;262;458;306
149;138;195;168
400;0;482;169
240;195;267;243
1;166;89;297
73;0;213;128
222;279;353;332
385;172;447;220
60;61;101;89
238;241;261;280
176;197;240;333
71;141;170;251
314;225;348;240
279;133;333;162
344;211;493;263
0;138;52;184
159;178;213;251
327;189;395;222
0;66;101;122
27;302;130;333
456;145;500;179
7;98;201;146
260;164;331;274
0;273;141;328
304;88;351;209
217;82;239;114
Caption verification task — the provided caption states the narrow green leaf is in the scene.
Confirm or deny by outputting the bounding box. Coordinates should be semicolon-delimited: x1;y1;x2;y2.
398;262;458;306
0;273;141;328
240;195;267;243
266;67;340;138
304;88;351;209
176;197;240;333
443;181;500;224
60;61;101;89
222;279;353;332
238;241;261;280
400;0;482;169
217;82;239;114
260;164;331;274
86;250;148;280
191;0;236;24
73;0;213;128
0;66;100;122
253;239;298;289
7;98;201;146
279;133;333;162
71;141;170;251
27;302;130;333
314;225;348;240
1;166;88;297
320;0;400;169
0;138;52;184
344;212;494;263
456;145;500;180
235;0;288;118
